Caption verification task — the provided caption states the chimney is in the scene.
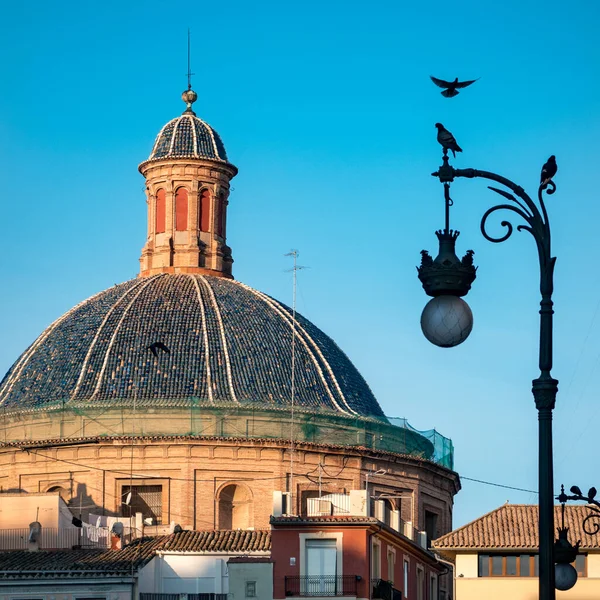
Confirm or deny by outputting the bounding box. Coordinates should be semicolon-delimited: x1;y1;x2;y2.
28;521;41;552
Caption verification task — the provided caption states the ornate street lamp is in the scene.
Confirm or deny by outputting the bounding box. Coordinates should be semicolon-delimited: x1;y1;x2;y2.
418;135;558;600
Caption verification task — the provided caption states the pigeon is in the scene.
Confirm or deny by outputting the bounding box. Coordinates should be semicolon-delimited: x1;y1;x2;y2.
540;155;557;185
430;76;478;98
435;123;462;157
148;341;171;357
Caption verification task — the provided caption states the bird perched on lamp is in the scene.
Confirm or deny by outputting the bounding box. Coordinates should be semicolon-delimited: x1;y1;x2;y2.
430;76;478;98
435;123;462;157
540;155;557;185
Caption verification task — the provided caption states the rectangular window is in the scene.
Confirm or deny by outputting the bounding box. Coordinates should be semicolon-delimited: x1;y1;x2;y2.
404;560;409;598
430;574;438;600
505;555;517;576
372;540;381;580
416;567;424;600
575;554;587;576
121;484;163;524
425;510;438;545
491;556;503;576
520;554;530;576
478;554;489;577
477;554;586;578
245;581;256;598
387;550;395;586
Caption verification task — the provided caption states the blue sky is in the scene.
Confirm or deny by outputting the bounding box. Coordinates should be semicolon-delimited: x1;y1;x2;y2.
1;0;600;528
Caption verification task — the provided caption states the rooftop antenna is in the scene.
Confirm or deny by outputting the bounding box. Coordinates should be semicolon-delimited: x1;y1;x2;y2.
285;250;307;515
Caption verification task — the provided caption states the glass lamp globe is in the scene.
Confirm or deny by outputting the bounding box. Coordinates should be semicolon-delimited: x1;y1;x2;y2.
421;295;473;348
555;563;578;591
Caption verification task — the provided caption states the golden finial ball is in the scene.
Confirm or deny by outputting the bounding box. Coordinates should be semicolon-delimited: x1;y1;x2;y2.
182;89;198;106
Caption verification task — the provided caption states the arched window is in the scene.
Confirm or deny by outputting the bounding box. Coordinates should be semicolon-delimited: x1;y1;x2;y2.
216;193;225;238
47;485;70;503
199;189;211;232
175;188;188;231
155;189;166;234
218;483;253;529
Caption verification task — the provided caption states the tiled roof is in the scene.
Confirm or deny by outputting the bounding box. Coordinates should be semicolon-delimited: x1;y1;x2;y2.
433;504;600;550
155;529;271;553
0;530;271;579
145;113;229;163
0;274;384;419
271;516;379;525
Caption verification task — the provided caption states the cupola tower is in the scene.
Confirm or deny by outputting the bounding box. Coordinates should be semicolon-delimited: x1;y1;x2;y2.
138;90;238;278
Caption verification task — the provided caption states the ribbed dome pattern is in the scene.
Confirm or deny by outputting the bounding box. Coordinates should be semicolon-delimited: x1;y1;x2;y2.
147;114;228;162
0;275;384;418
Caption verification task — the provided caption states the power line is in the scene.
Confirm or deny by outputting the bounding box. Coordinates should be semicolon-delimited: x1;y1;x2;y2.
461;475;537;495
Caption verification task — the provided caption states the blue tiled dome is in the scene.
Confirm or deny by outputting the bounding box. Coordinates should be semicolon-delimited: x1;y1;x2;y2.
0;275;384;418
147;114;229;162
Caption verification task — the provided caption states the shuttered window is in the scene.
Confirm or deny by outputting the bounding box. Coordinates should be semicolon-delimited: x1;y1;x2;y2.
122;485;163;524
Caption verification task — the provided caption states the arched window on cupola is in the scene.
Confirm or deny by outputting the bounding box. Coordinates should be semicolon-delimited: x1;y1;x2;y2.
199;189;211;232
216;192;225;238
155;189;166;234
175;187;188;231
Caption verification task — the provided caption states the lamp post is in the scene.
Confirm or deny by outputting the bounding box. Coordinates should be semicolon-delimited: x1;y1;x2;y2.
418;142;558;600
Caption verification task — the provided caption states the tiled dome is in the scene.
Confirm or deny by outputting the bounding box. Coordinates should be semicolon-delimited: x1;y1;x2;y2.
0;275;384;418
147;113;229;162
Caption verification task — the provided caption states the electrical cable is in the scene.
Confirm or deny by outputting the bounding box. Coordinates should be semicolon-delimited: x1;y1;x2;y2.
461;476;537;495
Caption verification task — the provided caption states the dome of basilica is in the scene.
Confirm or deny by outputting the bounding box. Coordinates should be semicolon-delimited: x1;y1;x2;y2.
0;274;385;419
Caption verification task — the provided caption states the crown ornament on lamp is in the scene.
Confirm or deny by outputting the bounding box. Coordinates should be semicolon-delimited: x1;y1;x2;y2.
417;229;477;348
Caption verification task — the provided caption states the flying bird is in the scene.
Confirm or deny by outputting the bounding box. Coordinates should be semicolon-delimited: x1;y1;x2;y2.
148;341;171;357
540;155;557;185
435;123;462;157
430;76;478;98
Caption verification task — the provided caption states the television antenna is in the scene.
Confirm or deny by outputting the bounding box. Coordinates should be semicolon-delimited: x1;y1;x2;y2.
284;250;308;514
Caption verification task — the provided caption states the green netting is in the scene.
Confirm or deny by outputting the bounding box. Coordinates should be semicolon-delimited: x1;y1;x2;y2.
1;401;454;471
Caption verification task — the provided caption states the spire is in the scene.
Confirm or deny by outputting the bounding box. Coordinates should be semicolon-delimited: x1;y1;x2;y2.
182;28;197;114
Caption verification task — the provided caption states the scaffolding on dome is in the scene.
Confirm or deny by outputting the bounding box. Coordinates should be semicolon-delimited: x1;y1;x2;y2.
0;401;454;471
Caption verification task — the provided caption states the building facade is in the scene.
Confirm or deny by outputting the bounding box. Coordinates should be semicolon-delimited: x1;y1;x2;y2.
0;86;461;598
433;504;600;600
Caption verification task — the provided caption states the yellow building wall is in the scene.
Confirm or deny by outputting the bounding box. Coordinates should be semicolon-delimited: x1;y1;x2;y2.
454;552;600;600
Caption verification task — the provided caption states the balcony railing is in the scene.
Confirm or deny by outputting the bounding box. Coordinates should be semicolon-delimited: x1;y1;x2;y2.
0;527;128;550
285;575;359;597
141;595;227;600
371;579;402;600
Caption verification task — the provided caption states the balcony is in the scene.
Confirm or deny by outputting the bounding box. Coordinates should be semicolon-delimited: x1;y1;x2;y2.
140;595;227;600
285;575;359;597
0;527;129;550
372;579;402;600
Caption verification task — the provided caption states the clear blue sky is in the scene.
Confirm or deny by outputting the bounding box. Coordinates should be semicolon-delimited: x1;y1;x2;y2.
1;0;599;528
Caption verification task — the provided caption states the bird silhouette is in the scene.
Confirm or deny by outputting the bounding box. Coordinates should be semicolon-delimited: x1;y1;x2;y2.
570;485;582;496
540;155;557;185
430;76;478;98
435;123;462;157
148;341;171;357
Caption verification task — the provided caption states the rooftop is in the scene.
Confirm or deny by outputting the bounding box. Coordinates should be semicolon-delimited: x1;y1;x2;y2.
433;504;600;551
0;530;271;579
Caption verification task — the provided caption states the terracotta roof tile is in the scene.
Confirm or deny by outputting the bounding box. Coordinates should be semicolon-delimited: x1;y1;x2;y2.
433;504;600;550
0;530;271;579
271;516;378;525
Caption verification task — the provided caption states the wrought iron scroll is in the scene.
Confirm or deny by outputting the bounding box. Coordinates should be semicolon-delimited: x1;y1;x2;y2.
432;162;558;299
560;485;600;537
